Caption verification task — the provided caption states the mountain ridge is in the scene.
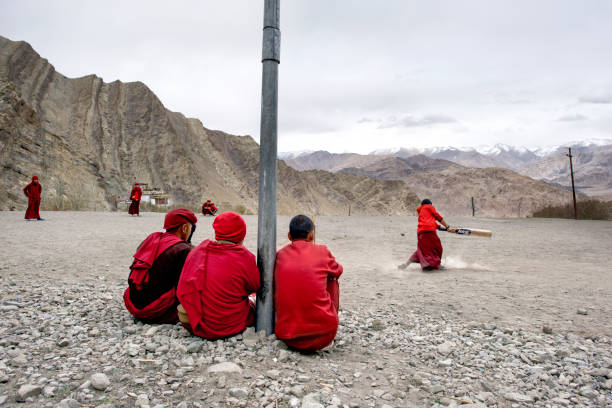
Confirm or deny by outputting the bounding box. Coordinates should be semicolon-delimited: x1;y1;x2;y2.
0;35;420;215
282;140;612;200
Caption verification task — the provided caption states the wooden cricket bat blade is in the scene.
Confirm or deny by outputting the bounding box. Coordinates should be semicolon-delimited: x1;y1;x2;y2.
453;228;492;237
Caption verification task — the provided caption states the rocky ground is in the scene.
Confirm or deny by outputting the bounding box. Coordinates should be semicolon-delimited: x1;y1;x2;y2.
1;212;611;407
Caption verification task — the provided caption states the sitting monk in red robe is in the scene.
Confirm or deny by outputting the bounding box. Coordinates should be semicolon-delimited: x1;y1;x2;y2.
400;198;451;271
177;212;259;339
275;215;343;352
23;175;43;220
123;208;198;323
201;200;218;216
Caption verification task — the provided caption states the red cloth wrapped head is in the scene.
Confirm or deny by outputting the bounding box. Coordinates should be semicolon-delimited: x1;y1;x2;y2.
164;209;198;230
213;212;246;243
134;182;139;186
32;175;39;182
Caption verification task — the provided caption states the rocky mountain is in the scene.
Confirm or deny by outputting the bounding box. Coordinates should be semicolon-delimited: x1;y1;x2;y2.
339;161;573;218
521;145;612;199
284;140;612;202
0;36;420;215
282;151;576;217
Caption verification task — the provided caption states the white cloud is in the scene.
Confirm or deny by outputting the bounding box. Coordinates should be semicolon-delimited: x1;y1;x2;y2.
557;114;588;122
2;0;612;151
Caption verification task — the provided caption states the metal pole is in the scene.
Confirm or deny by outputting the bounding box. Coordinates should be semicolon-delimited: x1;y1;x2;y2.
256;0;280;335
471;197;475;217
566;148;577;219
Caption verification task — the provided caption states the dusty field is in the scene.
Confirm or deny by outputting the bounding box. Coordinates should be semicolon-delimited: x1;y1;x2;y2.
0;211;611;407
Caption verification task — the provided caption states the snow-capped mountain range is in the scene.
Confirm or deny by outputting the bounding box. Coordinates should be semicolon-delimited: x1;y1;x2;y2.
366;138;612;158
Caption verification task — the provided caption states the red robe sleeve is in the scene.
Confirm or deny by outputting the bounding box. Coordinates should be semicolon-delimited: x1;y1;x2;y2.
23;184;31;198
324;246;343;279
244;256;261;293
430;206;443;222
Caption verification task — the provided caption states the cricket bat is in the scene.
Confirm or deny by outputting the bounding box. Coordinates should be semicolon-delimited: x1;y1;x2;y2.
439;226;492;238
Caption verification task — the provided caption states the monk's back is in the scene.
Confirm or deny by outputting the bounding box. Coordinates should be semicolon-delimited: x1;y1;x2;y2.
178;239;260;339
275;240;341;340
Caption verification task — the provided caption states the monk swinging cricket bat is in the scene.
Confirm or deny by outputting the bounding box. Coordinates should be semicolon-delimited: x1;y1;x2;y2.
438;226;492;238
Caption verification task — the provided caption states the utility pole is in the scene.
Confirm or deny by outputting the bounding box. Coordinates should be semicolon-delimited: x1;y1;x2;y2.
566;147;577;220
256;0;280;335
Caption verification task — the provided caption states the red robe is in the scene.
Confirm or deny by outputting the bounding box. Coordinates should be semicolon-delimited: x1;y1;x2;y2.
202;202;218;215
23;182;42;219
410;204;444;270
275;240;343;351
410;230;443;270
177;240;260;339
416;203;443;233
123;232;190;323
129;186;142;215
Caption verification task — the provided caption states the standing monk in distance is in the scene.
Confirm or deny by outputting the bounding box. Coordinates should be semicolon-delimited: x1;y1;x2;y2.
400;199;452;271
23;175;43;221
129;182;142;216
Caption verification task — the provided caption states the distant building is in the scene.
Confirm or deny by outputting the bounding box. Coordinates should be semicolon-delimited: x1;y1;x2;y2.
134;183;173;207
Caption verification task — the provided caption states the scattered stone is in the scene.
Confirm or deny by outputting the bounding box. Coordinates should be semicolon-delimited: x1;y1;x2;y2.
242;327;259;346
57;338;70;347
90;373;110;391
504;392;534;403
12;353;28;366
290;385;305;398
301;393;324;408
229;387;248;399
56;399;79;408
207;361;242;374
16;384;42;401
577;308;588;315
429;384;444;394
216;375;226;389
278;349;290;362
438;359;452;368
579;386;598;399
186;340;202;353
551;397;570;406
135;393;150;407
542;325;553;334
144;326;160;337
266;369;281;379
436;342;453;355
180;356;195;367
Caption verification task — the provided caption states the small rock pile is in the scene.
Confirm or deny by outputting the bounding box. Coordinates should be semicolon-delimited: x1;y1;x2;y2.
0;273;610;407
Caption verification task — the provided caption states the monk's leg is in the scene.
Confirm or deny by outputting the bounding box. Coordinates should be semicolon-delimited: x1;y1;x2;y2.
34;199;41;219
419;232;442;270
327;279;339;312
25;198;35;219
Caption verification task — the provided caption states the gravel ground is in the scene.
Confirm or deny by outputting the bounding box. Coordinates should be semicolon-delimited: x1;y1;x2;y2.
0;211;611;407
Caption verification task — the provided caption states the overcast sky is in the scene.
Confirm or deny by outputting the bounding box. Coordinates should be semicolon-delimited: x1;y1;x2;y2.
2;1;612;154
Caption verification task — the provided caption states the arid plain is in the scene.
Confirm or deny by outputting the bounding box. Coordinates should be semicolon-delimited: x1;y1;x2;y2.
1;211;610;407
